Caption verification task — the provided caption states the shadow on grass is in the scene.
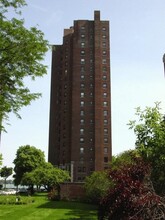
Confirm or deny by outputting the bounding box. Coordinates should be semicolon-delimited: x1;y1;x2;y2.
37;200;98;220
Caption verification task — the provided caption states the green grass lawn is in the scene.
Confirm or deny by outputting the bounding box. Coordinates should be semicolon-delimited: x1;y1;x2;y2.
0;193;98;220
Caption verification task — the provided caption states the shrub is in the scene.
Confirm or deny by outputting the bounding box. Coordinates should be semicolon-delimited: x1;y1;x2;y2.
48;189;60;201
98;155;165;220
84;171;112;204
0;195;34;205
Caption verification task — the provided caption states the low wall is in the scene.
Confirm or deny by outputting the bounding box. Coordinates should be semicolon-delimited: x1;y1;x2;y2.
60;182;86;200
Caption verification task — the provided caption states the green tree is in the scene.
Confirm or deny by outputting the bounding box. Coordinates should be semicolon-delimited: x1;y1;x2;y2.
0;166;13;188
0;0;49;131
13;145;45;187
111;149;140;170
84;171;112;204
22;162;70;197
128;102;165;195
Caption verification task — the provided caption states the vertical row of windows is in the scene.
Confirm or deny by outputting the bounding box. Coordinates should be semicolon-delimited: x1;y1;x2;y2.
59;38;71;165
101;26;109;165
79;27;94;168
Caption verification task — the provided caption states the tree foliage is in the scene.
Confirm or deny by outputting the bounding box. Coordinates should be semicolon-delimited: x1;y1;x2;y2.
0;166;13;188
98;153;165;220
0;0;49;130
13;145;45;185
84;171;112;204
21;162;70;191
111;150;139;169
128;102;165;194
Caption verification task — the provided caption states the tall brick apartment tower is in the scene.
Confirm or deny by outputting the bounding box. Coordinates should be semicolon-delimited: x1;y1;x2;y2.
48;11;112;182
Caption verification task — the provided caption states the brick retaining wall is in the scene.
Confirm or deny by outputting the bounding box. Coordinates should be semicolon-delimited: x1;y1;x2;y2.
60;182;85;200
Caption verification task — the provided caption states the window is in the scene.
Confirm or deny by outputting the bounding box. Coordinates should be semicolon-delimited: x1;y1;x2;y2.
80;92;84;98
102;59;106;64
80;119;84;124
104;128;108;134
103;67;107;72
102;42;106;48
90;166;94;172
81;26;85;30
81;66;85;72
104;147;108;154
80;128;84;135
90;83;93;88
80;137;84;143
80;75;85;80
103;92;107;98
104;157;108;163
80;101;84;107
81;50;85;55
80;83;85;88
80;157;84;162
102;75;107;80
90;119;93;124
77;176;82;181
102;35;106;39
103;83;107;88
102;27;106;31
81;34;85;38
104;138;108;143
80;147;84;153
81;42;85;47
78;166;86;172
80;110;84;116
90;92;93;96
81;58;85;64
104;119;108;125
104;110;108;116
103;51;106;55
103;101;108;107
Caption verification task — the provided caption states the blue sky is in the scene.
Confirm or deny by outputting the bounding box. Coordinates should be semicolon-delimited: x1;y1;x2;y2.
1;0;165;167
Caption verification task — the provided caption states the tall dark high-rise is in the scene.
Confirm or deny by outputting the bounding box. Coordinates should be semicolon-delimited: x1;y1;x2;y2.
48;11;112;182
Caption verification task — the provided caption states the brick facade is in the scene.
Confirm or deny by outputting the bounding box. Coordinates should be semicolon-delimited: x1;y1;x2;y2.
48;11;112;182
60;183;85;200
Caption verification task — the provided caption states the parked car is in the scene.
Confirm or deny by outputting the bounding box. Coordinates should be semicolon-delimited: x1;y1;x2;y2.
0;189;17;195
17;188;28;193
0;190;7;195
